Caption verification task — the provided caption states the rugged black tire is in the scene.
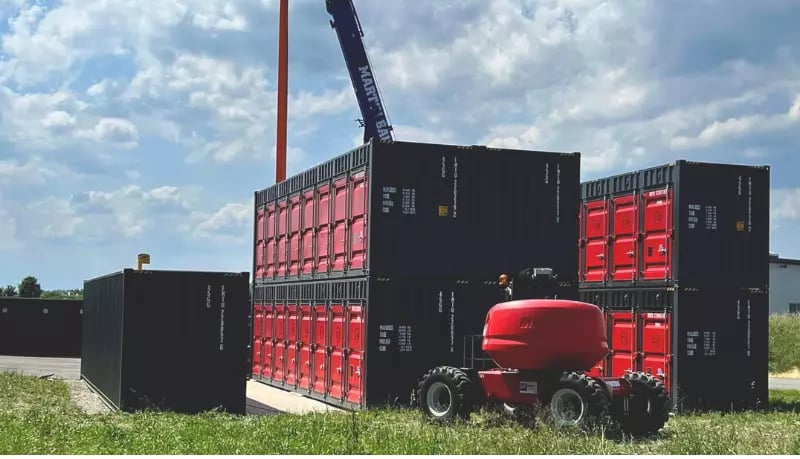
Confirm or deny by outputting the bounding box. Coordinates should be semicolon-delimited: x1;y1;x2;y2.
618;371;672;436
543;371;612;431
417;366;477;422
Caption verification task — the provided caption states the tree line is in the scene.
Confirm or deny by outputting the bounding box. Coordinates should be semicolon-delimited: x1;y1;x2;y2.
1;276;83;299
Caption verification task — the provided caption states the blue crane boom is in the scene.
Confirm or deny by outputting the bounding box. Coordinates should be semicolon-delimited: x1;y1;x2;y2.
326;0;394;143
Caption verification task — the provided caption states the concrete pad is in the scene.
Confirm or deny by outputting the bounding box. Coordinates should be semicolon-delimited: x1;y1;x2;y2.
769;377;800;391
246;380;345;416
0;355;80;380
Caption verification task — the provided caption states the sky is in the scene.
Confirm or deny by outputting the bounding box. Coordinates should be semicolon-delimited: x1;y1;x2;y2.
0;0;799;289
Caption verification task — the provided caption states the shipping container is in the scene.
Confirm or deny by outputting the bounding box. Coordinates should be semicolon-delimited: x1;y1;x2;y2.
0;297;82;357
253;139;581;285
81;269;250;414
250;275;576;410
578;160;770;288
579;286;768;412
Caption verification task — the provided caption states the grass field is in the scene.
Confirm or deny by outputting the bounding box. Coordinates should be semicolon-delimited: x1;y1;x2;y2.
770;314;800;375
1;372;799;455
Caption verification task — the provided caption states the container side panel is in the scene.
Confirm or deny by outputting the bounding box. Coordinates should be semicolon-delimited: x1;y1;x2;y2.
81;274;125;408
119;271;249;414
0;298;82;358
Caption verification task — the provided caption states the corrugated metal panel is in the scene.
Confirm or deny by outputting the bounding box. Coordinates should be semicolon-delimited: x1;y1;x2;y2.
579;160;770;289
254;140;581;286
82;269;250;414
579;286;768;412
0;297;83;357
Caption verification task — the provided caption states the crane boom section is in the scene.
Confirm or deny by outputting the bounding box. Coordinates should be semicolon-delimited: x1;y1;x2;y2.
326;0;394;143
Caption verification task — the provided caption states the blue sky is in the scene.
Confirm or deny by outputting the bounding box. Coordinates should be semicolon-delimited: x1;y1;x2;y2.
0;0;798;289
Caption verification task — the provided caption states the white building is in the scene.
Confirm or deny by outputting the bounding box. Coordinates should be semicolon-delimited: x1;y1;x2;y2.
770;253;800;315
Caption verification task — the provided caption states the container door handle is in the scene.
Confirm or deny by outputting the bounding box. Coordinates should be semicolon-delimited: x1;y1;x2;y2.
626;250;634;257
596;253;604;259
337;367;342;373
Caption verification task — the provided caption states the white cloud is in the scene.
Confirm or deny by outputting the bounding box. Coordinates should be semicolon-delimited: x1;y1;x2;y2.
0;156;74;186
193;201;251;240
772;188;800;224
75;117;138;147
26;197;83;239
42;110;76;129
0;193;23;250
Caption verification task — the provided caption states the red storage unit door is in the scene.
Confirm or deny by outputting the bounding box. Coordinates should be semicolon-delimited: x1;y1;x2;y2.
266;205;276;278
349;172;368;270
262;341;273;380
277;237;288;277
263;305;274;340
278;199;288;238
252;304;264;375
330;305;345;349
347;305;364;352
609;311;637;377
641;311;672;391
313;347;327;395
332;179;348;272
275;305;286;341
298;345;312;390
314;305;328;347
329;349;345;400
347;351;364;404
274;342;286;383
583;199;609;283
299;305;312;345
255;209;265;280
286;344;297;386
289;196;301;276
612;195;637;282
316;185;331;273
287;304;298;344
301;190;315;275
642;188;673;281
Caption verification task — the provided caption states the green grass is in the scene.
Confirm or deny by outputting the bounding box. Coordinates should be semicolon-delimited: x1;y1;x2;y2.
770;314;800;374
1;372;800;454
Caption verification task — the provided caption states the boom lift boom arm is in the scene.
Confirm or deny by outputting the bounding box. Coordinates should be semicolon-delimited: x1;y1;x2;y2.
326;0;394;143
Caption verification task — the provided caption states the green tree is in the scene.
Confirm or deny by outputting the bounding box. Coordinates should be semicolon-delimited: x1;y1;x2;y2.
2;285;16;297
18;276;42;298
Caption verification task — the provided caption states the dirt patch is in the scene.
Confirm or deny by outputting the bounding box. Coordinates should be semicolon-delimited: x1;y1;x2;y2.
64;379;112;414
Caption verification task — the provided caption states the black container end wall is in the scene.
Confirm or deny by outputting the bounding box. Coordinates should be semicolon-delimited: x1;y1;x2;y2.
0;297;83;357
82;269;251;414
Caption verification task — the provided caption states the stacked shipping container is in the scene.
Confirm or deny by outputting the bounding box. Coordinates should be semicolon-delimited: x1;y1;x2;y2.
252;139;582;409
578;160;770;411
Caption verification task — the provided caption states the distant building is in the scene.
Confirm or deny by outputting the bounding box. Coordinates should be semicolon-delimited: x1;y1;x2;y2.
770;253;800;315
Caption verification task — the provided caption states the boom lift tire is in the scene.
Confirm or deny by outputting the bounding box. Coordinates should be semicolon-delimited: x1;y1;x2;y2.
417;366;477;422
544;371;611;430
619;371;671;435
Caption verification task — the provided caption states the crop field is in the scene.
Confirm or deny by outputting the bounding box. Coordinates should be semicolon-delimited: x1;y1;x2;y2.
1;372;799;455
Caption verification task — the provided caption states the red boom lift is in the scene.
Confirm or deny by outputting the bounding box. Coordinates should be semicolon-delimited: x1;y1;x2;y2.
416;268;671;435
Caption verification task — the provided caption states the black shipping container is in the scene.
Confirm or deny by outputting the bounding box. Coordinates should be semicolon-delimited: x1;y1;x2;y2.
250;275;574;410
0;297;82;357
253;139;581;286
579;286;768;412
579;160;770;289
81;269;250;414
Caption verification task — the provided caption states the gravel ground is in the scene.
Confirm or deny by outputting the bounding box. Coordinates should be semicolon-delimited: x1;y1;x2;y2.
64;379;111;414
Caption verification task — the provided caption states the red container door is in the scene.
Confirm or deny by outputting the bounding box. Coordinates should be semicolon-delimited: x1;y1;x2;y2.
611;195;638;282
316;185;331;273
312;305;328;395
277;200;288;277
255;209;265;281
275;305;286;342
262;304;275;379
298;304;312;390
642;189;673;281
252;304;264;376
266;205;276;278
274;342;285;383
329;350;345;400
287;304;298;344
349;172;368;270
286;344;297;386
332;178;348;272
346;305;365;404
331;304;345;349
301;191;315;275
289;196;301;277
609;311;637;377
262;341;273;380
583;199;609;283
641;311;672;391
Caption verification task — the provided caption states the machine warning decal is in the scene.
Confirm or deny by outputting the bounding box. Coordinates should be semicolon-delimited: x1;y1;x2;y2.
438;206;448;217
520;381;538;395
606;380;621;388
